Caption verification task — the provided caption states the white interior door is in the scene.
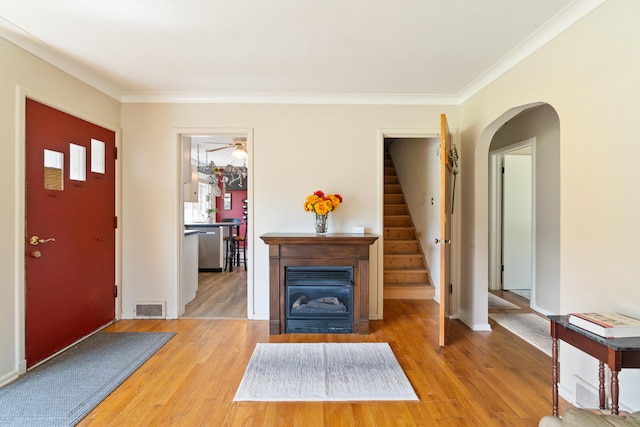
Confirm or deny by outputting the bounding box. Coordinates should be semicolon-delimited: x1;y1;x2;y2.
502;154;532;290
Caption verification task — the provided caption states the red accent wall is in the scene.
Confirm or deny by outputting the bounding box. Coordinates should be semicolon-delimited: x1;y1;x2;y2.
216;189;247;237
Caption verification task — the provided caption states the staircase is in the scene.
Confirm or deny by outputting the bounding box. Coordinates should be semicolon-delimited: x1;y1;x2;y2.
383;151;435;299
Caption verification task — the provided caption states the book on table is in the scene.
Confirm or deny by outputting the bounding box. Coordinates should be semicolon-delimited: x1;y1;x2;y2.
567;312;640;338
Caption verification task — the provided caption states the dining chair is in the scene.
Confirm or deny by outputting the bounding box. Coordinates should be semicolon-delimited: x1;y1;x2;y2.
231;224;247;271
222;218;242;271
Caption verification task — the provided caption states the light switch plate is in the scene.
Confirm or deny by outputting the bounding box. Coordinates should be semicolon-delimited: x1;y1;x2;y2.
352;226;365;234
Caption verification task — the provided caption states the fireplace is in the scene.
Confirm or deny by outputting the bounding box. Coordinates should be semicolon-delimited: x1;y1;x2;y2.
285;266;353;333
260;233;379;335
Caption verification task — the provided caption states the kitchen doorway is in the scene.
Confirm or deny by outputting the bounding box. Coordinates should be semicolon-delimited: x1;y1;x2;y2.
179;131;251;319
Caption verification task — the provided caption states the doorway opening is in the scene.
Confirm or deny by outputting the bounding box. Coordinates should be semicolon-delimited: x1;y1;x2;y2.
378;124;459;325
384;137;439;301
483;103;560;351
485;104;560;317
178;131;251;319
489;139;534;301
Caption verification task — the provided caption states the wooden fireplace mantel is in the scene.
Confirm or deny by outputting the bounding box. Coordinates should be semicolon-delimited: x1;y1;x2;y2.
260;233;379;335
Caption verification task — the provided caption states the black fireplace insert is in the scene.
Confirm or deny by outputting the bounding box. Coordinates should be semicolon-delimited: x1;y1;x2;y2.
285;266;354;333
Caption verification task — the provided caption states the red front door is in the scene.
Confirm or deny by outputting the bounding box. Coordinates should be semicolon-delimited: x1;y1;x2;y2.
25;99;116;367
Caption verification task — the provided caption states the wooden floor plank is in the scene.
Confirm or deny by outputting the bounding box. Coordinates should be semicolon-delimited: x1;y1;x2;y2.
183;270;247;319
78;299;570;426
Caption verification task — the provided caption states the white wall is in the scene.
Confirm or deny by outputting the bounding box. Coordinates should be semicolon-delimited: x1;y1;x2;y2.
0;37;120;385
119;103;458;321
460;0;640;410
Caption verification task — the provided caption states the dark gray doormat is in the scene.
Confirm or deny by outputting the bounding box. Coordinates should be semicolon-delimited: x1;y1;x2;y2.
0;331;174;427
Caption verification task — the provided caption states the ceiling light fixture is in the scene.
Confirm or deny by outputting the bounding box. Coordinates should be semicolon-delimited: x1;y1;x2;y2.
231;146;248;160
206;137;247;163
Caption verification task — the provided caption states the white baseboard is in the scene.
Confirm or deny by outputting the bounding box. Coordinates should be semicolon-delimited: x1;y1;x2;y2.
458;314;492;331
0;369;19;388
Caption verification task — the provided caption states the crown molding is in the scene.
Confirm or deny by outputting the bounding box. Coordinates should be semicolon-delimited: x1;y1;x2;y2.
2;0;604;106
457;0;605;103
119;91;461;105
0;17;124;101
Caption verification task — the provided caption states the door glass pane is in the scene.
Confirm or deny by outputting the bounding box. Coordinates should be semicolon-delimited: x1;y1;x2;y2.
91;138;105;174
69;143;86;181
44;149;64;190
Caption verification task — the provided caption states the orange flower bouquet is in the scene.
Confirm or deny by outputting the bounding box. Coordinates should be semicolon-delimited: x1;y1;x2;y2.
303;190;342;234
303;190;342;214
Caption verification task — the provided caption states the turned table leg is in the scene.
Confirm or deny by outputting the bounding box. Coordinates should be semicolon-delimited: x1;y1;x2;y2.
599;362;605;409
552;337;559;416
611;370;620;415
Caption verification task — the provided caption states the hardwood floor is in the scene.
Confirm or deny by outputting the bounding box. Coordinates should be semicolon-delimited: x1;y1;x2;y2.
79;299;570;426
182;270;247;319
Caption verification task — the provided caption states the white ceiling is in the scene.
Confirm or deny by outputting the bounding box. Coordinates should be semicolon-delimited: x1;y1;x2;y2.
0;0;603;104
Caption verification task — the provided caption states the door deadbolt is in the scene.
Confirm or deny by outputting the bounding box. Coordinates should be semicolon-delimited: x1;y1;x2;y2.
29;250;42;258
29;236;56;246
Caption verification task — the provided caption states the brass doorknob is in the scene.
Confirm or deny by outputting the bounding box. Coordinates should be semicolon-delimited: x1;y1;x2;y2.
29;236;56;246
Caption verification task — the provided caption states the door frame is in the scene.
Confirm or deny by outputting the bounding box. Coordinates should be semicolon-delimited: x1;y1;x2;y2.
175;128;253;319
15;87;122;372
488;138;535;297
377;128;460;321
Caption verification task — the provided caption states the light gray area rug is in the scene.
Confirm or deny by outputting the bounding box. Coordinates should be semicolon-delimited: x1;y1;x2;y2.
489;313;551;356
234;342;418;401
509;289;532;300
0;331;174;427
488;293;521;310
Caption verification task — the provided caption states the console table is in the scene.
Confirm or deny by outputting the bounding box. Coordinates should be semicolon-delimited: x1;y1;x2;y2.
260;233;379;335
548;315;640;415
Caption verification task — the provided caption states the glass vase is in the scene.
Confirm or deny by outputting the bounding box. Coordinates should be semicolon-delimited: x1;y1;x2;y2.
314;213;329;235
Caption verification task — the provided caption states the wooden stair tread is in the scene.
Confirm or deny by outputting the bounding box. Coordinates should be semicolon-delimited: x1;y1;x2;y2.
384;282;433;288
385;246;420;250
383;283;435;300
384;254;421;258
385;255;426;261
385;252;424;258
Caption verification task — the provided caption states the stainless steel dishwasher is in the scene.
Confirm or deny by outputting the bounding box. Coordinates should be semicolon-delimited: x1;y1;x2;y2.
185;224;225;272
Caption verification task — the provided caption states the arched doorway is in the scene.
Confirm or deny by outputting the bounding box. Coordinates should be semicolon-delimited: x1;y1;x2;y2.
473;102;561;331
